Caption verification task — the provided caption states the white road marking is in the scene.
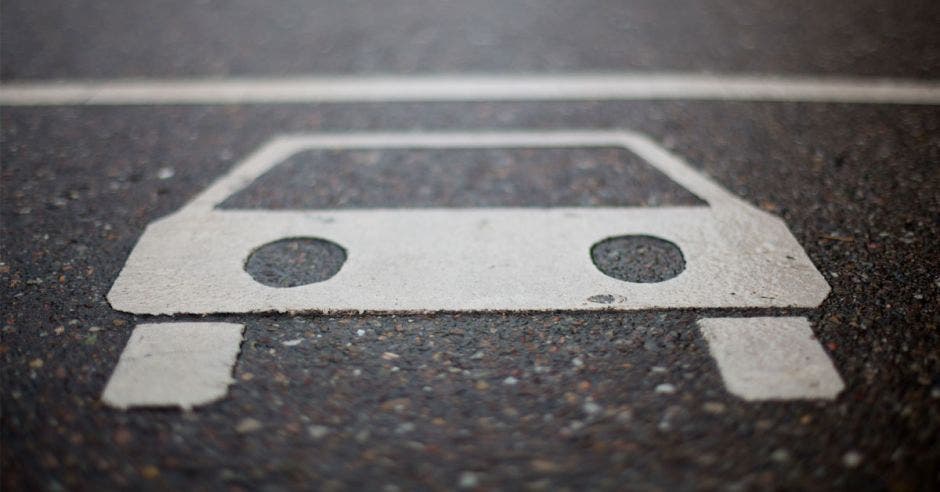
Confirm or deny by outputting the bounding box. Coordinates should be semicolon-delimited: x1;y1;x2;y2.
1;73;939;106
698;317;845;400
106;130;831;314
101;322;244;410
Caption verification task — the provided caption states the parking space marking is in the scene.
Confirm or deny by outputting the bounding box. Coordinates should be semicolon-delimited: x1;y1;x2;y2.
101;322;245;410
106;130;831;315
2;73;939;106
698;317;845;400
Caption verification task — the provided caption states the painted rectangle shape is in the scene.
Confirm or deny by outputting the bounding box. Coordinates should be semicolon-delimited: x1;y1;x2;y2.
698;317;844;401
101;322;245;410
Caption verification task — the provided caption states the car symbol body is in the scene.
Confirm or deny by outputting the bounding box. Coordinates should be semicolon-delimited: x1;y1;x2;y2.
107;130;830;315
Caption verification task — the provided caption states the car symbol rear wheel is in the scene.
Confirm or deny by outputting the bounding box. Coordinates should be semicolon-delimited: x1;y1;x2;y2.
590;235;685;283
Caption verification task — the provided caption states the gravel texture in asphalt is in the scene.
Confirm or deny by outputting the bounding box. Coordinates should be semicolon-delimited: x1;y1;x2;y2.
2;102;938;490
2;1;939;490
219;147;705;209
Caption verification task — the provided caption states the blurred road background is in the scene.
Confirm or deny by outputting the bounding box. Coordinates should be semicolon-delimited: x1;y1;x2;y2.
2;1;938;490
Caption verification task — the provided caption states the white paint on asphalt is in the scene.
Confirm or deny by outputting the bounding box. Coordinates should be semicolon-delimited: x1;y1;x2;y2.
106;130;831;314
2;73;939;106
698;317;845;400
101;322;245;410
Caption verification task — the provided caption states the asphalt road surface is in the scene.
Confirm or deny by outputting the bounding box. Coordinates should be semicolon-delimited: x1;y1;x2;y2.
2;1;939;491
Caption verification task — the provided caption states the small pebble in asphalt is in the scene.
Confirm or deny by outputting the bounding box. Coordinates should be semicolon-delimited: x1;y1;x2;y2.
140;465;160;479
702;401;726;414
583;401;602;415
655;383;677;394
235;418;263;434
396;422;416;434
458;471;480;489
572;357;584;368
307;425;329;439
503;376;519;385
842;450;863;468
771;449;791;463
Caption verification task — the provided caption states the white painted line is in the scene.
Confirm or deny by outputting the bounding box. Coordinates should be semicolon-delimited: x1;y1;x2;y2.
101;322;245;410
698;317;844;401
107;130;831;315
2;73;939;106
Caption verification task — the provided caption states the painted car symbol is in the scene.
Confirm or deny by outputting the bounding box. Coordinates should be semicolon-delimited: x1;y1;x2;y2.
107;130;830;315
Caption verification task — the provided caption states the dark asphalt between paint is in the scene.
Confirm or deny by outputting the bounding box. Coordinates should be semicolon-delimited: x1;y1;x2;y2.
2;1;940;490
219;147;705;209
